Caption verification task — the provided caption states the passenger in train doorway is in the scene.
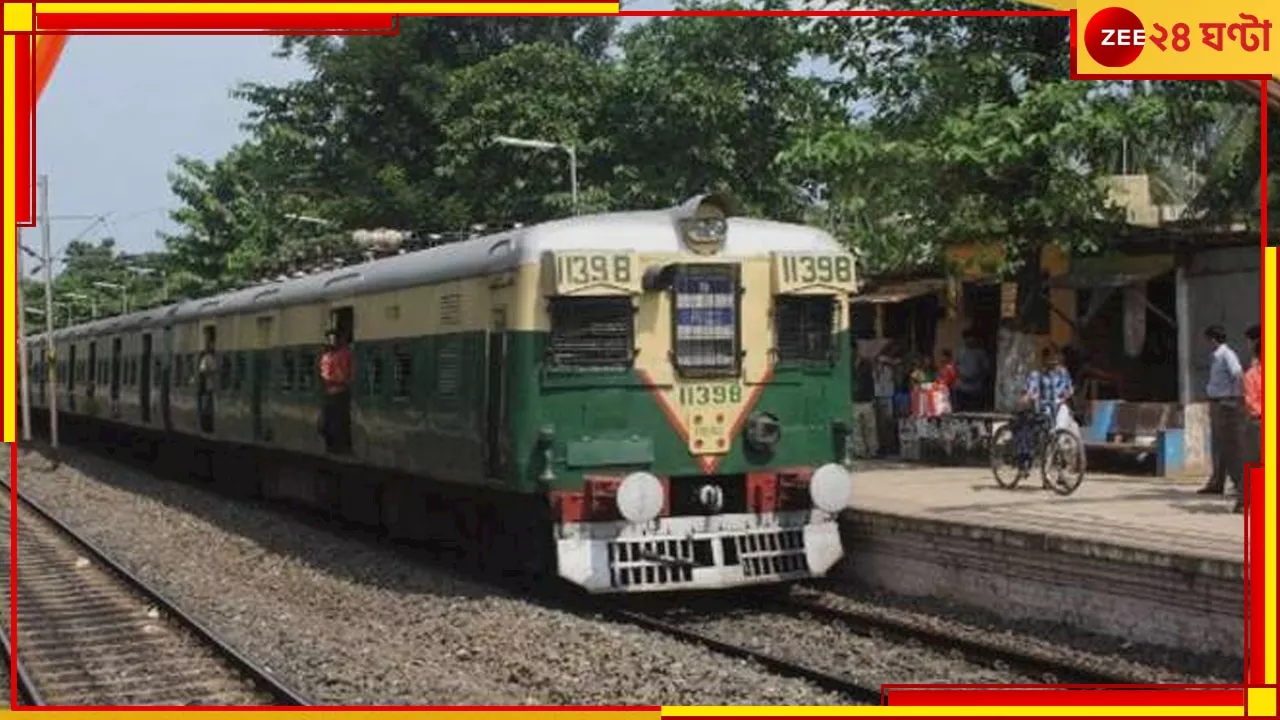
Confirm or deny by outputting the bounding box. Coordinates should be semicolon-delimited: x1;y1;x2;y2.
318;330;354;454
196;330;217;433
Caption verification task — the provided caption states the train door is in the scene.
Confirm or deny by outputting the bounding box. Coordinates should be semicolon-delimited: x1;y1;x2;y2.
484;307;509;479
252;316;273;442
110;337;122;418
67;344;77;413
199;325;217;433
161;326;173;430
87;342;97;400
324;306;354;454
140;333;153;423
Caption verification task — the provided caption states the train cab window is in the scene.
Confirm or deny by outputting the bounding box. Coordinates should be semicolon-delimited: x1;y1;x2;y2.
671;264;740;376
546;297;634;371
775;297;836;364
392;345;412;399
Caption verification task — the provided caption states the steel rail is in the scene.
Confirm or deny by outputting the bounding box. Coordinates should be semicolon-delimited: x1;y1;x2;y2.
0;477;312;707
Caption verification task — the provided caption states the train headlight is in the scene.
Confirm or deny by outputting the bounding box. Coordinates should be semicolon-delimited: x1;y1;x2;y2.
673;193;739;256
809;463;852;513
617;472;665;524
745;412;782;452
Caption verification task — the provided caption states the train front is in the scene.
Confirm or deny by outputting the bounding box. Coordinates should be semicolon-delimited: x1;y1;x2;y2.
533;195;858;593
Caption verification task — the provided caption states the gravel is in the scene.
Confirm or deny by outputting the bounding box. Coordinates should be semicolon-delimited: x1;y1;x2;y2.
6;445;857;706
806;585;1242;683
666;607;1042;686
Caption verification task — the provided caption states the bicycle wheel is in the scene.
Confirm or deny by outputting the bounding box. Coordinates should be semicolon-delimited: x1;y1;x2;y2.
990;424;1025;489
1042;429;1086;496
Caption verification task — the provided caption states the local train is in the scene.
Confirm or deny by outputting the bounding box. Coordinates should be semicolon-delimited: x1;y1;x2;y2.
24;194;858;593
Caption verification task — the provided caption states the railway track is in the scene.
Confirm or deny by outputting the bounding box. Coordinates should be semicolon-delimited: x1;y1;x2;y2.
12;439;1168;702
606;607;883;704
0;478;312;707
780;588;1148;685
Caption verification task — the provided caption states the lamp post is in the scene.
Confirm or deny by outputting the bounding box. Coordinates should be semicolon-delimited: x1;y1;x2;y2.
65;291;96;319
92;281;127;314
128;266;167;302
38;174;58;448
492;135;579;215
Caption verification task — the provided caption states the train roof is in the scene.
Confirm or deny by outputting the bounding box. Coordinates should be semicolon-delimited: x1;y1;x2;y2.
33;207;845;343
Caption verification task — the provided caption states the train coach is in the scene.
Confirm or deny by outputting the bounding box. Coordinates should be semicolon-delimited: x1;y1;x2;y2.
25;194;859;593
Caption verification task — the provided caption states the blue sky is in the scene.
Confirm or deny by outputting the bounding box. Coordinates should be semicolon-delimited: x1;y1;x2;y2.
34;7;835;260
35;36;309;258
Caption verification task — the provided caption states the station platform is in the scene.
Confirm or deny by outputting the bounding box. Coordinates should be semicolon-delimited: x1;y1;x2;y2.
835;462;1245;659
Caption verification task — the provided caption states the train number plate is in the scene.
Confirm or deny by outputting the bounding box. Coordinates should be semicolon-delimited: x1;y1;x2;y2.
547;252;641;296
676;382;743;456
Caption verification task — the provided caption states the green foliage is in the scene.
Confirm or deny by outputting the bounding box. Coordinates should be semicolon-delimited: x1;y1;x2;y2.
142;7;1266;306
21;238;170;330
797;0;1176;282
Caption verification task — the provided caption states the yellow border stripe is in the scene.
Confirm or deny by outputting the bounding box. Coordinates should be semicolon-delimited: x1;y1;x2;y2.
1266;246;1276;687
3;34;15;445
37;3;620;14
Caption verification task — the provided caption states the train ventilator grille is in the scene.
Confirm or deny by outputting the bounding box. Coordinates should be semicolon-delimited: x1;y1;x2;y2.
609;539;697;587
732;529;809;578
570;517;839;591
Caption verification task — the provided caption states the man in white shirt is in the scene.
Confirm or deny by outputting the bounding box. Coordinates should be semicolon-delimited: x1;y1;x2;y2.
1197;324;1244;498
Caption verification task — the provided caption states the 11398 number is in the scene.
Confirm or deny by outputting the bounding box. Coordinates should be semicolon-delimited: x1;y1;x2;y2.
556;254;633;286
780;255;854;286
678;383;744;407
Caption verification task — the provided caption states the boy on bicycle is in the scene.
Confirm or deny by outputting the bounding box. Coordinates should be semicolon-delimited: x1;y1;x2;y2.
1012;346;1076;477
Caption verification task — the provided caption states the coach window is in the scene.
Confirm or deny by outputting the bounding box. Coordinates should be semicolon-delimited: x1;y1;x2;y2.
219;355;232;391
281;351;296;392
234;353;247;392
392;345;413;400
546;297;635;372
368;347;385;398
670;264;740;377
299;351;315;392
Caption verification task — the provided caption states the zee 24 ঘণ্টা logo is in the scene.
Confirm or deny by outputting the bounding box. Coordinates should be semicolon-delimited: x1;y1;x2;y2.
1083;6;1272;68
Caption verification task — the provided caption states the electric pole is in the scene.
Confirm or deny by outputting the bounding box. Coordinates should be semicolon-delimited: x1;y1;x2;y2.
16;228;32;442
39;174;58;448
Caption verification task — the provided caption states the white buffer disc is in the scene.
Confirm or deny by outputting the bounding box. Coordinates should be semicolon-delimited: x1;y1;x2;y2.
617;472;665;523
809;463;852;513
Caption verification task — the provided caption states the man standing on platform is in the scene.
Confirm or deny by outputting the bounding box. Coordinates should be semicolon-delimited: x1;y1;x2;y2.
1197;325;1244;507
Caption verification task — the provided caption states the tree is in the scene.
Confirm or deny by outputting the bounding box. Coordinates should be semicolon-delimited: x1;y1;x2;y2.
804;0;1173;407
605;2;839;218
229;18;620;232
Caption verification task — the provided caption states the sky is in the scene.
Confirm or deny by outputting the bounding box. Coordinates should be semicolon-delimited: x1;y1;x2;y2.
33;5;835;262
34;36;309;259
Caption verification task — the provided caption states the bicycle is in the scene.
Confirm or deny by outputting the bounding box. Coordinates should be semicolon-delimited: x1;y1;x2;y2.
990;406;1086;496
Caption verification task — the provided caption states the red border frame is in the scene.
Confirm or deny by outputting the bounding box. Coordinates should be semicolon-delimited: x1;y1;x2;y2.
4;3;1270;712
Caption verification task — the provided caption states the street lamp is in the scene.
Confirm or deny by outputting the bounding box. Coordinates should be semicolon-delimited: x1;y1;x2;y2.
285;213;337;227
54;301;75;328
128;266;168;302
93;281;128;314
65;292;97;318
492;135;579;215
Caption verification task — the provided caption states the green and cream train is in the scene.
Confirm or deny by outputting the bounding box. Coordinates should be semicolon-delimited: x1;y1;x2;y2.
26;195;858;593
